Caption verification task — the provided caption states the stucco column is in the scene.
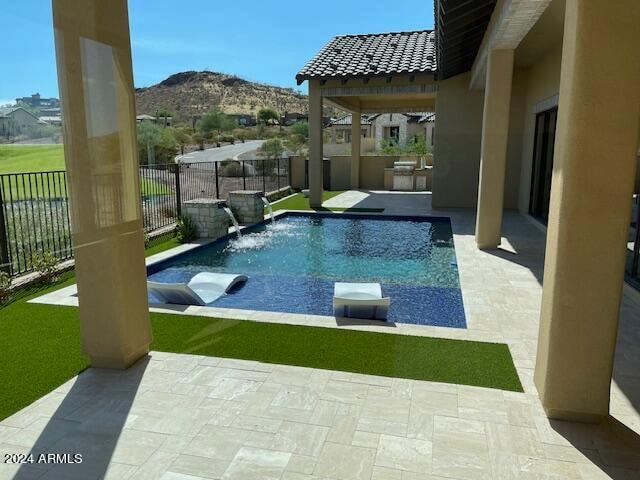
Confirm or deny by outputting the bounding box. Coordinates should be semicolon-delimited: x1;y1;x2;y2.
350;112;361;189
475;49;514;249
53;0;152;368
534;0;640;422
308;80;324;207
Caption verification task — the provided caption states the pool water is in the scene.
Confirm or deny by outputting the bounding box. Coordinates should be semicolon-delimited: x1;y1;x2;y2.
148;213;466;327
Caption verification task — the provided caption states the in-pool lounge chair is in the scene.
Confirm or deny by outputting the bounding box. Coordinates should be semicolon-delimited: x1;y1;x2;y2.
333;282;391;320
148;272;248;306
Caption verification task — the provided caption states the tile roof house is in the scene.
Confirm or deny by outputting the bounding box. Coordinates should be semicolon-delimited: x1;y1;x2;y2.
296;30;436;85
327;112;436;148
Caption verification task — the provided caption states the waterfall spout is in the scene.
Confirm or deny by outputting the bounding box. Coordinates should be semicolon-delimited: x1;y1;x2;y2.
262;196;275;224
222;206;242;238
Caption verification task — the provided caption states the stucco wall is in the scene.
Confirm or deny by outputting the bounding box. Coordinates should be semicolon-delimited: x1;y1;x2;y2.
290;155;306;189
516;42;563;213
504;69;527;209
329;156;351;190
360;156;396;189
432;72;485;208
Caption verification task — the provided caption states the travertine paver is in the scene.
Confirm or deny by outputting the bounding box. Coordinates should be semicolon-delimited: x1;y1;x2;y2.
4;191;640;479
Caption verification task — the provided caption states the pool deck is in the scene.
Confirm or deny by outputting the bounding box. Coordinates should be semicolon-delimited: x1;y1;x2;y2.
5;190;640;479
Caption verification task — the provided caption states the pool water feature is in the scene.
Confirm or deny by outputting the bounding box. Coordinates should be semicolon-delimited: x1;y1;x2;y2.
262;196;275;224
223;206;242;238
148;212;466;327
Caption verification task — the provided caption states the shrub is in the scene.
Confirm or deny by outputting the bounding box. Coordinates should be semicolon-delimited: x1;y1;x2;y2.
219;160;244;177
176;216;198;243
0;271;11;304
31;251;59;282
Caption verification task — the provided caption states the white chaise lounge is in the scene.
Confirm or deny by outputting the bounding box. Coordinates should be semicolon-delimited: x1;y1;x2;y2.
333;282;391;320
148;272;248;306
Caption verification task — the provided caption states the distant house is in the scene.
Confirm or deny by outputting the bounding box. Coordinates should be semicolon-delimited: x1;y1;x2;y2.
327;114;375;143
136;114;173;127
281;112;308;126
372;112;435;149
327;112;435;148
38;115;63;126
0;106;46;137
15;93;60;109
229;114;256;126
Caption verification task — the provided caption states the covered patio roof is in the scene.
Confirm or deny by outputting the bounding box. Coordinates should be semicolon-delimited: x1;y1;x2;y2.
296;30;438;113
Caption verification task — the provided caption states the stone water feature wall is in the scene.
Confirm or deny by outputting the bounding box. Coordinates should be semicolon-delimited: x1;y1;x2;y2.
181;198;230;239
227;190;264;225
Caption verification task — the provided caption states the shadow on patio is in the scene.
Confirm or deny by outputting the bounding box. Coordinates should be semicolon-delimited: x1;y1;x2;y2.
13;357;150;480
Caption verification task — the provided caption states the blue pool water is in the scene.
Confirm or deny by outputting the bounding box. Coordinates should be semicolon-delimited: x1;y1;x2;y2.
148;213;466;327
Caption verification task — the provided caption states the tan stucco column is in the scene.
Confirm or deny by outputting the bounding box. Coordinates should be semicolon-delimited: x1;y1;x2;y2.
475;49;514;249
308;80;324;207
53;0;152;368
534;0;640;422
350;112;361;189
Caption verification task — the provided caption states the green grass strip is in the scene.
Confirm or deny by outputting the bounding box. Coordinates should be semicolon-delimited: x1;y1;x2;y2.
267;191;384;214
150;313;522;393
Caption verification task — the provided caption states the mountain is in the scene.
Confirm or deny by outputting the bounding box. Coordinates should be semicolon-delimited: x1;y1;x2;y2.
135;71;310;120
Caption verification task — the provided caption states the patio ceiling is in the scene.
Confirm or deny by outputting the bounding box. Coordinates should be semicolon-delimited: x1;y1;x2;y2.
435;0;498;80
318;77;437;114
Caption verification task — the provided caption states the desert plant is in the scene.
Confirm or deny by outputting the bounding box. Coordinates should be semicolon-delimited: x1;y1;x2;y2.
259;138;285;159
176;216;198;243
192;132;206;150
31;251;59;282
219;160;244;177
0;271;11;304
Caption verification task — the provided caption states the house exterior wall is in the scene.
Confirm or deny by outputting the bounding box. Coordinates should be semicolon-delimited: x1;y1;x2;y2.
515;42;563;213
432;72;485;208
10;109;40;131
374;113;409;148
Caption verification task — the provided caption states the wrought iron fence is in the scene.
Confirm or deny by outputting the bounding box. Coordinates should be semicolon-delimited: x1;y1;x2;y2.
0;157;291;277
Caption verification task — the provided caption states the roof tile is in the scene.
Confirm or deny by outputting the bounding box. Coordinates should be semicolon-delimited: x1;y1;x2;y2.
296;30;436;85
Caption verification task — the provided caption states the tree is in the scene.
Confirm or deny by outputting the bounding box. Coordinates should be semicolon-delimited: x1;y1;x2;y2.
137;122;162;165
258;138;284;159
170;126;192;155
192;132;206;151
257;107;279;126
197;109;236;140
137;122;178;164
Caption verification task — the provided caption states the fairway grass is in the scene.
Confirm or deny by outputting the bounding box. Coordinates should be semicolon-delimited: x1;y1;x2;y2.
0;144;169;198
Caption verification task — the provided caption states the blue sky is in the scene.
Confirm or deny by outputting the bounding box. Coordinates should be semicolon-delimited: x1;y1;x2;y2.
0;1;434;105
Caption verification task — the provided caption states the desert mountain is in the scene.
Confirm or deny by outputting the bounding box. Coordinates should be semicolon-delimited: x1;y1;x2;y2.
135;71;310;120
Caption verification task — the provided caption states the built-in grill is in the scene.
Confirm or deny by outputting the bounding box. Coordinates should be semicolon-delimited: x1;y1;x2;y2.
392;160;416;191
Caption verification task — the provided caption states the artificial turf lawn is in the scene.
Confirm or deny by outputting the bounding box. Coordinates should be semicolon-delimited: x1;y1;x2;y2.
0;238;523;421
150;313;523;393
267;191;385;214
0;145;169;198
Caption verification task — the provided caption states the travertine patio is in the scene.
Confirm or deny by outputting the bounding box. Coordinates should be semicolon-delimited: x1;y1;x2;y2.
1;191;639;479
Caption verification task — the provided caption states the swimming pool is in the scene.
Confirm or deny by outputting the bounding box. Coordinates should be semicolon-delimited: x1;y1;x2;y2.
148;212;466;327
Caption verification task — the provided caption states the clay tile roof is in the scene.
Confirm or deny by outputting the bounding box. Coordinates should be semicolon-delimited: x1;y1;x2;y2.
296;30;436;85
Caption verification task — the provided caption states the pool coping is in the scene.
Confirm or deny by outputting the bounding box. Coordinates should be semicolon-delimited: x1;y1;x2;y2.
29;210;498;343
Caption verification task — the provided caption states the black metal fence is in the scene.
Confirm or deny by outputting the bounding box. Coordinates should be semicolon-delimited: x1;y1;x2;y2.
0;157;291;277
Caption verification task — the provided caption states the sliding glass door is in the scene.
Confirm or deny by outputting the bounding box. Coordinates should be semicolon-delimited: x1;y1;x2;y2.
529;107;558;222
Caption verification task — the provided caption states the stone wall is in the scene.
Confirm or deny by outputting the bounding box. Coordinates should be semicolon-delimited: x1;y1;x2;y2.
182;198;230;239
228;190;264;225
